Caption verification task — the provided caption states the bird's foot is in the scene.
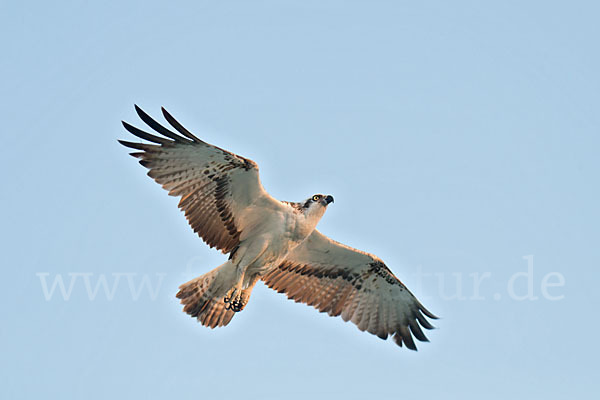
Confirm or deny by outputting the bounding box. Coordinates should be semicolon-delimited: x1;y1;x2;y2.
224;287;247;312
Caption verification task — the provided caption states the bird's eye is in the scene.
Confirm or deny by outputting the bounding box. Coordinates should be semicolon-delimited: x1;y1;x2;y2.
312;195;321;201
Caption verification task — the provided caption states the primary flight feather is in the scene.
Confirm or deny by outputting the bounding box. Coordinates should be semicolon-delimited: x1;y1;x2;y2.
119;105;437;350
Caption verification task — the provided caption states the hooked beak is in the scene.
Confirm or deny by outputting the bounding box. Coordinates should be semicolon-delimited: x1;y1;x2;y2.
323;195;334;205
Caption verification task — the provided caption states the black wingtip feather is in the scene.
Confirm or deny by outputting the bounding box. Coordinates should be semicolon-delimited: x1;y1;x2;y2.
393;334;403;347
409;320;430;342
134;105;191;143
161;107;202;142
399;326;417;350
121;120;171;145
118;139;147;150
418;302;439;320
416;312;435;330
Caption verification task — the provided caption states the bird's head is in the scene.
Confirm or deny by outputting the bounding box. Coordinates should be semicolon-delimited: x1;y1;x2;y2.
301;194;334;219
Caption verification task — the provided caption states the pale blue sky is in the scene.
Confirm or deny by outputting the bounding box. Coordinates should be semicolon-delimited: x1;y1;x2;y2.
2;1;599;399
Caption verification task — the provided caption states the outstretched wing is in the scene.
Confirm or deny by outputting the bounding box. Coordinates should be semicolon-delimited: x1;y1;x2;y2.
262;230;438;350
119;105;281;254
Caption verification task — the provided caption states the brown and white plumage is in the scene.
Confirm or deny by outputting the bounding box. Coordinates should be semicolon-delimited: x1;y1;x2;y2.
119;105;282;255
263;230;437;350
120;105;437;350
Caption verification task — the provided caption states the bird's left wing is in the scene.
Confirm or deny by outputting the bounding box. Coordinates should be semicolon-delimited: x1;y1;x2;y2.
119;105;284;254
262;230;437;350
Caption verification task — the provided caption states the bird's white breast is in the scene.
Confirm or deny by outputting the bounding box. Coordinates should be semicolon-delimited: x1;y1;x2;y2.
241;205;319;276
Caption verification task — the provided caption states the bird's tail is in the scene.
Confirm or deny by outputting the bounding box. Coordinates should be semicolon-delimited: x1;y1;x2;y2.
176;261;238;328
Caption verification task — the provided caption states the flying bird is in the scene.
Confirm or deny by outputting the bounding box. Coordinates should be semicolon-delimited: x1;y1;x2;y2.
119;105;437;350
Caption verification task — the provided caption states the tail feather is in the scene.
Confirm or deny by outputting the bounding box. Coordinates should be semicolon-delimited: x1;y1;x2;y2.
176;262;237;328
199;298;235;327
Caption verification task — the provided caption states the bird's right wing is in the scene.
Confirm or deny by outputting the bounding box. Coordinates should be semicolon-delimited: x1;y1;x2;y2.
119;105;285;254
262;230;437;350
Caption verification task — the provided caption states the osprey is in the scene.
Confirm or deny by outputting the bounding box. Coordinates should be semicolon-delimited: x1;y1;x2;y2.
119;105;437;350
